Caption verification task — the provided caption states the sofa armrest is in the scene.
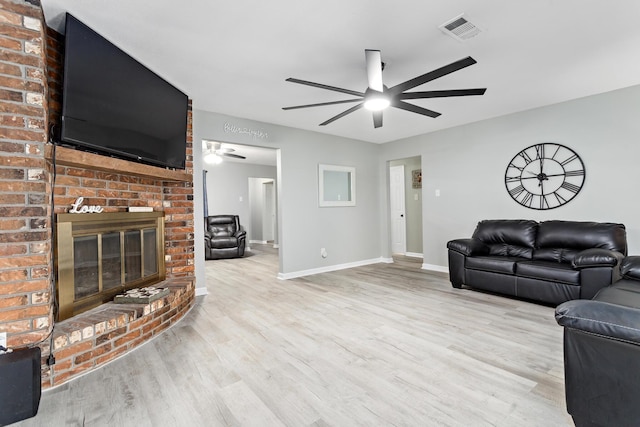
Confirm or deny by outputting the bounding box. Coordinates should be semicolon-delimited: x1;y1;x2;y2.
621;256;640;280
446;238;488;256
556;300;640;345
572;248;624;269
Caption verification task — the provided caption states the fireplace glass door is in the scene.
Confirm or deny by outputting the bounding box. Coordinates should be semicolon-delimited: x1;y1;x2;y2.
56;212;165;320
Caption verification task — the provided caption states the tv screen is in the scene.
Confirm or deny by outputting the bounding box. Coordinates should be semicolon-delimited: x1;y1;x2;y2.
60;14;188;169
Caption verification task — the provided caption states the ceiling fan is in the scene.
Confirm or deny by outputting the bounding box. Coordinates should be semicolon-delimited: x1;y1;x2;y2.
203;141;246;164
283;50;486;128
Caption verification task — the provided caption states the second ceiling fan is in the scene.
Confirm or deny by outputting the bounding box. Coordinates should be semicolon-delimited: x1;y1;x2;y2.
283;50;486;129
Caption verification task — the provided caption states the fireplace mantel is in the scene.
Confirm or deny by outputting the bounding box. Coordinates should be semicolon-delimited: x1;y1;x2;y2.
45;144;192;182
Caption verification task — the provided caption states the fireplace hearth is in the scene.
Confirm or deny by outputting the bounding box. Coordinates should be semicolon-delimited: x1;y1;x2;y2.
55;212;166;320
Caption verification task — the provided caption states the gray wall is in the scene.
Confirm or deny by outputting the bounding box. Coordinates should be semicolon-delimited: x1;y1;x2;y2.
193;109;381;292
389;157;423;255
379;84;640;269
204;161;276;242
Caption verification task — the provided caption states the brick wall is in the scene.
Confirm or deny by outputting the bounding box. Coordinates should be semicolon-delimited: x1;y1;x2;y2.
0;0;53;348
0;0;196;388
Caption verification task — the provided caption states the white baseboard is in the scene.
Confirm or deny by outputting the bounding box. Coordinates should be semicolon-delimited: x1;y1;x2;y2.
249;240;268;244
405;252;423;258
195;286;208;296
277;257;389;280
273;243;280;249
421;263;449;273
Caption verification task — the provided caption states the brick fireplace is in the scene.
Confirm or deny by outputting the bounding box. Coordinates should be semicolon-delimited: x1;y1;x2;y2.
0;0;196;388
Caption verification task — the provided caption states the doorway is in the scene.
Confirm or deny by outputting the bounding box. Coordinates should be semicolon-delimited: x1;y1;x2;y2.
248;177;277;247
389;157;423;258
202;141;279;253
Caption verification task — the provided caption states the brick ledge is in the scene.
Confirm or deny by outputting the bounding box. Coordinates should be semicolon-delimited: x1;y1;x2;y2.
42;277;195;388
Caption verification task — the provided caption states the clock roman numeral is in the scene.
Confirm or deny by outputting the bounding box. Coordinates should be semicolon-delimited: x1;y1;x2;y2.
509;185;525;198
505;175;521;183
535;144;545;160
521;192;533;207
518;151;533;163
561;154;579;166
561;181;581;193
565;169;585;177
540;195;549;210
508;162;524;172
553;192;567;205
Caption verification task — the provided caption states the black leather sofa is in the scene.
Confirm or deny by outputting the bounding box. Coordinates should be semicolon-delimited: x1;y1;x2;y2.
555;257;640;427
447;220;627;305
204;215;247;260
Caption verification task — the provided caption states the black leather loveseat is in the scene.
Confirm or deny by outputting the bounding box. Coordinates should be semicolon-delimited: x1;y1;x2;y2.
555;257;640;427
447;220;627;305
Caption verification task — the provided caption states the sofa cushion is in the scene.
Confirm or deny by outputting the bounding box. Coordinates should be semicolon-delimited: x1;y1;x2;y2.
472;220;537;259
533;248;580;264
592;280;640;309
537;220;627;254
516;260;580;285
466;256;519;275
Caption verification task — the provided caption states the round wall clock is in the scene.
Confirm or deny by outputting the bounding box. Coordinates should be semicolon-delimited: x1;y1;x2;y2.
504;143;585;210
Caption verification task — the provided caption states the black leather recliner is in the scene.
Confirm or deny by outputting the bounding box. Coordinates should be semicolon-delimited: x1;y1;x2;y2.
447;220;627;305
204;215;246;260
556;257;640;427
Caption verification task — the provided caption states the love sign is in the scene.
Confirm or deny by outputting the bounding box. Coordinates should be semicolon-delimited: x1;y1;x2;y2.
69;197;104;214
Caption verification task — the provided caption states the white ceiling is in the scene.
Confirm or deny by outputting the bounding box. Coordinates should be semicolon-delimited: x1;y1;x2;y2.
40;1;640;144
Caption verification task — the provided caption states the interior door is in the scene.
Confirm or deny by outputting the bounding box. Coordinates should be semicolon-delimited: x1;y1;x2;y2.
263;181;275;242
389;165;407;255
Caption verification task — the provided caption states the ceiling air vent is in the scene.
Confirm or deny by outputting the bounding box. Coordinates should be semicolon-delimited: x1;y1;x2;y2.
439;14;481;41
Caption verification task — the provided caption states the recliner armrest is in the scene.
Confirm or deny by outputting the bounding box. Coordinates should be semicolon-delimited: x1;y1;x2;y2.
572;248;624;269
234;226;247;239
556;299;640;346
446;238;488;256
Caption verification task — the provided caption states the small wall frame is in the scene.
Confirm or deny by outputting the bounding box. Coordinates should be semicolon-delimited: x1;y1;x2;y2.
318;164;356;207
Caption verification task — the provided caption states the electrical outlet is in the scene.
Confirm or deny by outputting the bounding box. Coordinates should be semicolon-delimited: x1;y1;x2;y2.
0;332;6;352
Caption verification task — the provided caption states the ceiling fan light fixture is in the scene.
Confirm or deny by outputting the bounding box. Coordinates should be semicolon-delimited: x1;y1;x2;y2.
204;152;223;164
364;94;390;111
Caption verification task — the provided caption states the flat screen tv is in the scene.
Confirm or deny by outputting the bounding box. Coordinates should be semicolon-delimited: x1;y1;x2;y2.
60;14;188;169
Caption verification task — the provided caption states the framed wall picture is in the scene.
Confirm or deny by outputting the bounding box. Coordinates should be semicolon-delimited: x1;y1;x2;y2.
412;169;422;189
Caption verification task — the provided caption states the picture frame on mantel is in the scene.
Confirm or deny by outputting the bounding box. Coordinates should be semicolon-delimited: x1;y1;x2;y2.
318;164;356;207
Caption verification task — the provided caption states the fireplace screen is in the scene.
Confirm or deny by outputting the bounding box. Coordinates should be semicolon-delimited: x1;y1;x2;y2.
56;212;165;320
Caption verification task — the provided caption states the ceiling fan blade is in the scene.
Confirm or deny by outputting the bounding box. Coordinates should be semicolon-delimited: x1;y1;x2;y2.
400;88;486;99
373;111;383;128
388;56;478;95
286;78;364;97
222;153;246;159
393;100;441;118
282;98;363;110
365;49;383;92
320;103;364;126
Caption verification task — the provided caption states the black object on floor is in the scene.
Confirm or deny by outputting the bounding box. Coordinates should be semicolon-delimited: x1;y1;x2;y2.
0;346;41;426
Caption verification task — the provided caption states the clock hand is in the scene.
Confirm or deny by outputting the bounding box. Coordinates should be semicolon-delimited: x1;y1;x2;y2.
521;172;564;180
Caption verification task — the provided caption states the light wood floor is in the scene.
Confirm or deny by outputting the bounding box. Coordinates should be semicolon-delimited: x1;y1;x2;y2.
17;245;572;426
